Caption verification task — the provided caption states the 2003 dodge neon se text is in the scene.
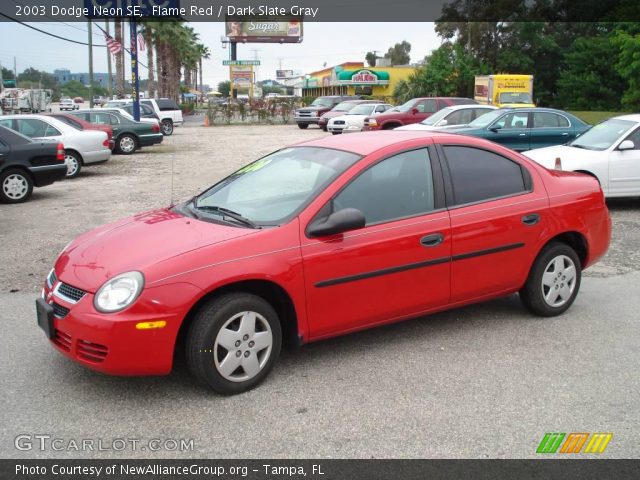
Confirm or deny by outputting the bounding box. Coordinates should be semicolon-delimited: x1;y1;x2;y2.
36;131;611;395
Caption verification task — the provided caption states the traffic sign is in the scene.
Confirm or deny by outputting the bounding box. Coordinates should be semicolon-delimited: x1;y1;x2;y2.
223;60;261;66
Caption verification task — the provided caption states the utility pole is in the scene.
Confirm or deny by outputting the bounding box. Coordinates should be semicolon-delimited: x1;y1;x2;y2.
129;19;140;121
106;20;113;97
230;42;237;99
88;20;94;108
14;57;17;81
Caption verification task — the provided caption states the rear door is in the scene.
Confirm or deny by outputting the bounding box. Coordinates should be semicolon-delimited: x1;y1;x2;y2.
15;118;62;142
487;111;531;151
437;142;548;302
90;112;121;136
530;111;573;148
0;135;10;165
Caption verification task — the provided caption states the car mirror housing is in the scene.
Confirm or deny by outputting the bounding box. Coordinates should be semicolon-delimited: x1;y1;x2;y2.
439;119;448;126
618;140;635;151
307;208;366;237
489;124;503;132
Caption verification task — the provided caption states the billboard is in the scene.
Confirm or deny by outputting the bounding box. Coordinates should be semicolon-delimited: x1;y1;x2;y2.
276;70;294;79
225;18;303;43
230;65;253;87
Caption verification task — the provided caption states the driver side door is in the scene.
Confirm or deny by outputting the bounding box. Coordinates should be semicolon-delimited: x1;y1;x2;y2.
487;111;531;151
608;127;640;196
301;147;451;340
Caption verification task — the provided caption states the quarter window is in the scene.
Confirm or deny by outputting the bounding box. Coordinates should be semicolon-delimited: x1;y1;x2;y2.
444;146;527;205
332;149;435;225
533;112;569;128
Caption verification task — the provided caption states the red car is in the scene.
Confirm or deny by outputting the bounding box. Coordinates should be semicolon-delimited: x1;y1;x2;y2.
43;113;115;151
37;132;611;394
363;97;477;130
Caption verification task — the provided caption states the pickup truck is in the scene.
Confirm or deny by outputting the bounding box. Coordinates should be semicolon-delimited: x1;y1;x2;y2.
363;97;477;130
110;98;183;136
294;95;361;130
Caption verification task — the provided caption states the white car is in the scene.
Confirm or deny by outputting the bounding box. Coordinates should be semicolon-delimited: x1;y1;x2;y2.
117;98;183;135
395;105;497;131
524;115;640;198
59;98;79;111
0;114;110;178
327;103;394;134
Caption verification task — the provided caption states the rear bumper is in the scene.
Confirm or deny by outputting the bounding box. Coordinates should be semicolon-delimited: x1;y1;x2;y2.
138;133;164;146
29;164;67;187
82;149;111;165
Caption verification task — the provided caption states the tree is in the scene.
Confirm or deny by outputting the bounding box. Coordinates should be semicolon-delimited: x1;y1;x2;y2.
2;67;15;80
365;52;378;67
218;80;231;97
17;68;56;90
614;30;640;110
141;22;156;98
384;41;411;65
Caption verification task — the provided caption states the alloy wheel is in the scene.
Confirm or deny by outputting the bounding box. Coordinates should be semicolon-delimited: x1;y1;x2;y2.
2;173;28;200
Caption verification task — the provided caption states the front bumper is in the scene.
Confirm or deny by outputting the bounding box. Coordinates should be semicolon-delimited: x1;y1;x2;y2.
294;116;319;124
39;274;200;376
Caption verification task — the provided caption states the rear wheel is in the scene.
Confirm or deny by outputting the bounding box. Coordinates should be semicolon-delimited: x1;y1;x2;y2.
0;168;33;203
297;123;308;129
117;134;137;155
161;119;174;136
520;242;581;316
186;293;282;395
64;151;82;178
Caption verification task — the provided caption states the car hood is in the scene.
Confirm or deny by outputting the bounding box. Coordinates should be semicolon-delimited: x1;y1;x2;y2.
297;106;327;112
523;144;603;169
55;208;257;292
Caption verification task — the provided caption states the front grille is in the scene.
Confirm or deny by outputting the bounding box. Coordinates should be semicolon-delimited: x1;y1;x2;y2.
57;283;86;303
296;110;313;117
333;120;345;125
53;330;72;351
47;270;57;288
77;340;108;363
51;302;69;319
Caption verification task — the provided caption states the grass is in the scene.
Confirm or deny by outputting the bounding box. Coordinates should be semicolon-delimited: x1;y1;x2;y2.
569;111;627;124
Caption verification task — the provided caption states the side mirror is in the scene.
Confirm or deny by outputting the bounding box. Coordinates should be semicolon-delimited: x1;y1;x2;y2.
307;208;366;237
438;119;448;126
618;140;635;151
489;124;502;132
411;107;419;115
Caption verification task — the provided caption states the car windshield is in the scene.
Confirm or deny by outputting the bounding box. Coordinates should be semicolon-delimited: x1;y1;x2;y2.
348;104;376;115
420;107;453;125
311;97;334;107
569;119;636;151
61;99;72;104
333;102;358;112
499;92;532;104
192;147;360;226
104;101;125;108
468;109;506;127
388;99;416;113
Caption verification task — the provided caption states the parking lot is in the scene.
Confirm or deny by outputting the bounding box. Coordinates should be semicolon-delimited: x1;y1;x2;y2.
1;120;639;458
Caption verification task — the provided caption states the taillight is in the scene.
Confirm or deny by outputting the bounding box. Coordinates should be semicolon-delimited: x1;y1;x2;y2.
103;139;110;147
56;143;65;161
152;123;160;133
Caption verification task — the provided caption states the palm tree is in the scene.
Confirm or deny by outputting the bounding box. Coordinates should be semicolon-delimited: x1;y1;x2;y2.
141;22;155;98
114;20;125;98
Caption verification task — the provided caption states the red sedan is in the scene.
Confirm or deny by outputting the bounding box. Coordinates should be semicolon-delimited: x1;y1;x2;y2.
37;132;611;394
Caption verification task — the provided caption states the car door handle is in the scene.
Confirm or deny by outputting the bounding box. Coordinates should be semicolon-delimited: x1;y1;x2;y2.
522;213;540;225
420;233;444;247
562;132;569;136
519;133;526;136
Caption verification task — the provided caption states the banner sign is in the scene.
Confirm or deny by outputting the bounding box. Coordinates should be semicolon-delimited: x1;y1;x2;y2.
225;17;303;43
223;60;261;66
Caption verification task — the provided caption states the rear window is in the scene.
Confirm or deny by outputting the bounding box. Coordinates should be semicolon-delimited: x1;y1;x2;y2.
156;99;180;111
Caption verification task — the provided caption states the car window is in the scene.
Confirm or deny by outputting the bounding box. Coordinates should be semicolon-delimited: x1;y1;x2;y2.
43;124;61;137
623;128;640;149
495;112;529;129
70;112;90;122
16;119;48;137
533;112;570;128
333;149;435;226
0;119;13;130
416;99;438;114
375;105;388;113
444;146;527;205
141;104;154;115
446;109;474;125
90;112;113;125
473;108;494;120
156;99;180;111
54;116;82;130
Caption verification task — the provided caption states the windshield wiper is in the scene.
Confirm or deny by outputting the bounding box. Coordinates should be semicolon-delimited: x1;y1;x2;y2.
193;203;259;229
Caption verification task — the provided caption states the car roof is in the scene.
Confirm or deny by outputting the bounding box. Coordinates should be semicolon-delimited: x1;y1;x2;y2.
610;114;640;123
298;131;463;155
444;104;498;110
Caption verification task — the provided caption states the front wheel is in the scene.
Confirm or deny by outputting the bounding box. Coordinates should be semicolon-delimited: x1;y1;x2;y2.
161;119;174;135
520;242;581;316
186;293;282;395
297;123;308;129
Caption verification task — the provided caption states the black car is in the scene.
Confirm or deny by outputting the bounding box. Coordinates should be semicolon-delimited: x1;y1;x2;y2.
294;95;362;130
0;125;67;203
70;110;163;154
117;103;159;121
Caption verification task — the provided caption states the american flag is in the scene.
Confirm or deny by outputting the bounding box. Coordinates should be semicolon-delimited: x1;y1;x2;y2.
137;33;146;52
104;32;122;55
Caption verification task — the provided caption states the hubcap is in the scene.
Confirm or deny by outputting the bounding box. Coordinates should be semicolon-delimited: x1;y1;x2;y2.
213;311;273;383
162;122;172;134
120;136;135;152
541;255;577;308
2;174;28;200
65;154;78;176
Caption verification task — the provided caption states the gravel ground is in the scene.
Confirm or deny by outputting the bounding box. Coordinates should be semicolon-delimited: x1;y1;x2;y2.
0;119;639;459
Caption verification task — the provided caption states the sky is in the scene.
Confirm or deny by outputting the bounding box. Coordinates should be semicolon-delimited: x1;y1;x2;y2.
0;21;442;88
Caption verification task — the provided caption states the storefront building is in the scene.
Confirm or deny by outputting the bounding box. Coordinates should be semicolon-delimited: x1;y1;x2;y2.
301;62;416;99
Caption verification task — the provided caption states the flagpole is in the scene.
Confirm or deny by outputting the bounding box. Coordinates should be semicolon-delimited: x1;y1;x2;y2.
129;19;140;121
106;20;113;98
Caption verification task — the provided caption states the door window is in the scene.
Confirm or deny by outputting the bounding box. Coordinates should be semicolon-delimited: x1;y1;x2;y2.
622;128;640;149
16;119;50;137
444;146;528;205
416;99;438;113
494;112;529;129
332;149;435;225
533;112;570;128
446;109;474;125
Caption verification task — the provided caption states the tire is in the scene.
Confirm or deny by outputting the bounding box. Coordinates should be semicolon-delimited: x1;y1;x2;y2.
382;123;399;130
297;123;309;129
64;151;82;178
161;119;174;136
0;168;33;203
116;134;137;155
321;125;328;132
186;293;282;395
520;242;582;317
331;131;340;135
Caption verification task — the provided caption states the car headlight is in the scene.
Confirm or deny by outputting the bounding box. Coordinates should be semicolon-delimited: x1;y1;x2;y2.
94;271;145;313
310;111;318;117
366;118;377;126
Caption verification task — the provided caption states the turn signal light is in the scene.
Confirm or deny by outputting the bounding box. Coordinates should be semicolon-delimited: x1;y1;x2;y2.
554;157;562;170
56;143;65;161
135;320;167;330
